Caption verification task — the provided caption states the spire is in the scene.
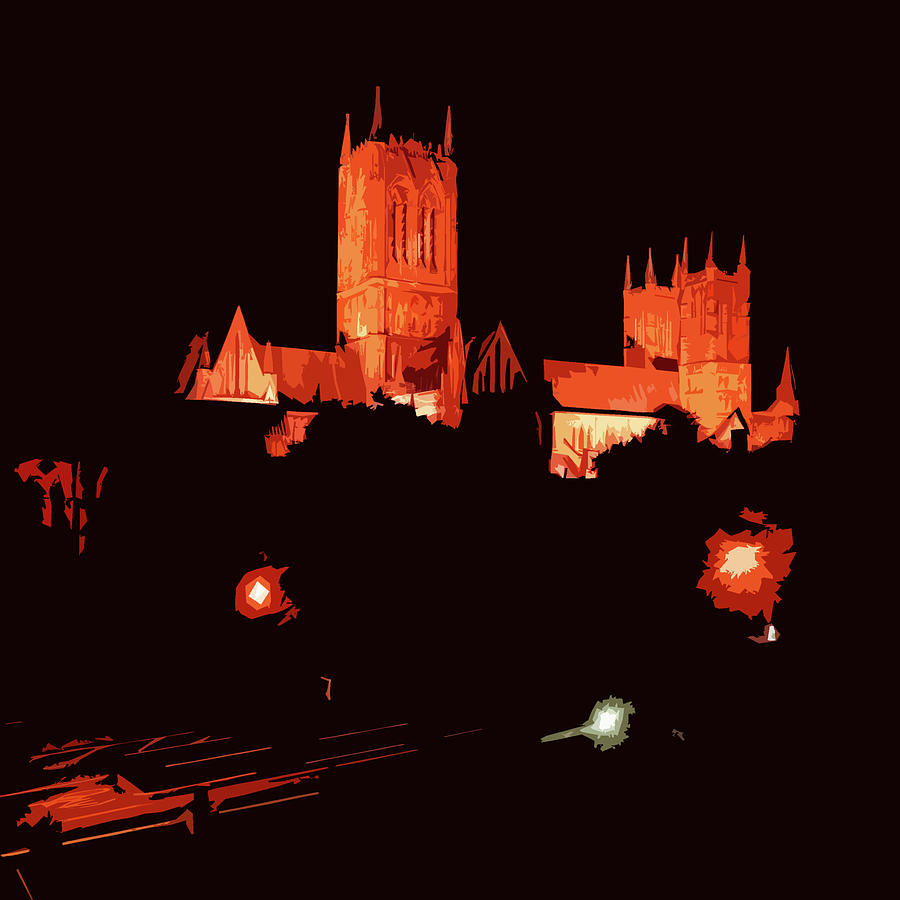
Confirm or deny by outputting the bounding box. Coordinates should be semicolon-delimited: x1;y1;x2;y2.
263;340;274;374
739;234;747;267
776;347;798;408
340;113;351;166
682;236;689;274
369;86;382;139
706;232;715;268
444;105;453;156
672;254;681;288
645;247;656;286
199;332;210;368
624;255;632;290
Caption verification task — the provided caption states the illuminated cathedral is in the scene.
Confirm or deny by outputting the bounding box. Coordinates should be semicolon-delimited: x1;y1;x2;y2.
175;88;796;471
545;236;798;477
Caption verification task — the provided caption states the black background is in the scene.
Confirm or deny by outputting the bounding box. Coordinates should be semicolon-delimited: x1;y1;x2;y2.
4;25;820;895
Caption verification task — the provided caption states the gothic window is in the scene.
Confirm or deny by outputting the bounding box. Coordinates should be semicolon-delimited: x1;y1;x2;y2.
391;201;407;264
390;202;397;262
428;208;436;272
395;203;407;262
417;206;425;266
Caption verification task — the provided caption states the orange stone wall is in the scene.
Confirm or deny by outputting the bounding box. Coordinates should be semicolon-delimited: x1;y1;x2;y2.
679;361;752;435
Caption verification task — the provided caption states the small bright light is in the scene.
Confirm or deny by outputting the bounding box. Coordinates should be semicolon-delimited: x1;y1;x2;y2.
767;625;777;641
720;544;763;579
585;705;623;736
248;580;270;605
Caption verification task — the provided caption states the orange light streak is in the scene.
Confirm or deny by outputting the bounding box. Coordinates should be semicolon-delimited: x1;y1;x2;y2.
138;772;257;796
335;748;419;767
317;723;408;741
218;791;319;815
16;868;35;900
124;736;231;756
61;816;187;846
164;747;272;768
305;743;405;764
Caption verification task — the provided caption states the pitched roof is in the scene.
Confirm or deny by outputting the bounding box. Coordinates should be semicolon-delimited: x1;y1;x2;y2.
544;359;679;413
712;407;751;442
471;321;525;394
203;306;368;406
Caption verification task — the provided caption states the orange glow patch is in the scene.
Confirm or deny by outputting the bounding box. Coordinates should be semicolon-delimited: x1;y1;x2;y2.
17;777;187;833
698;526;795;622
235;565;293;621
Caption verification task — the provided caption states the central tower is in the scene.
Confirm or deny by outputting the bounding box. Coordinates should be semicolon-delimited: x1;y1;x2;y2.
335;90;464;424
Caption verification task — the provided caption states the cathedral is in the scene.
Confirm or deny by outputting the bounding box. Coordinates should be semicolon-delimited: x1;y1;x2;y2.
175;88;796;471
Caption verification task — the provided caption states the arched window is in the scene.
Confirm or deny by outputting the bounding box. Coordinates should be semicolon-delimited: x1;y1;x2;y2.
428;208;436;272
389;202;396;262
419;183;441;274
417;205;425;267
391;200;407;264
389;181;411;266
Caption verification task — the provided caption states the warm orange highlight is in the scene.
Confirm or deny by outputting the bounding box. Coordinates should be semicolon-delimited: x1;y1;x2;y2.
235;564;294;621
549;411;661;478
17;776;186;833
697;525;795;622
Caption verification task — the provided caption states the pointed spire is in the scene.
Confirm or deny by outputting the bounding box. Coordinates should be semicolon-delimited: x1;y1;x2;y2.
672;254;681;288
263;340;274;374
231;305;248;334
199;332;210;368
444;105;453;156
340;114;351;166
776;347;797;407
682;236;689;274
739;234;747;267
706;232;715;268
624;255;632;290
369;86;382;139
645;247;656;286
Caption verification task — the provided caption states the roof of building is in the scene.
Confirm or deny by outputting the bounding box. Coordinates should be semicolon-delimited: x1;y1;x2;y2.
543;359;679;413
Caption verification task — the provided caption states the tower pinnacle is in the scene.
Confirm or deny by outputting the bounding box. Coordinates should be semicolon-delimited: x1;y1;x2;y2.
645;248;656;286
340;113;351;166
369;86;382;139
444;105;453;156
706;232;715;268
739;234;747;267
776;347;797;408
624;255;632;290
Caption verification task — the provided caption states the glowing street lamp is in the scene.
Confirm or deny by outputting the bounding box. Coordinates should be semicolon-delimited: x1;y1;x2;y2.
247;578;271;607
235;565;293;621
541;696;636;751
